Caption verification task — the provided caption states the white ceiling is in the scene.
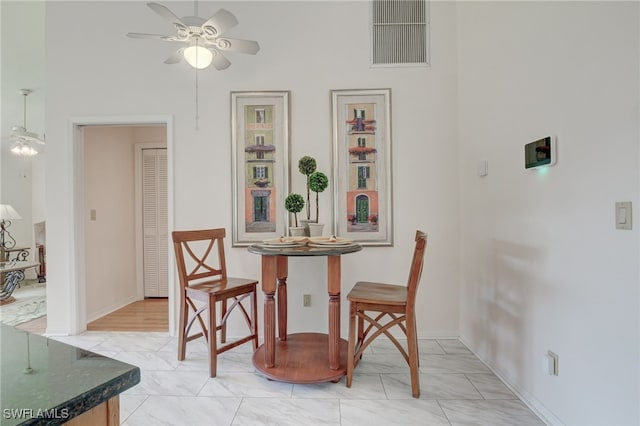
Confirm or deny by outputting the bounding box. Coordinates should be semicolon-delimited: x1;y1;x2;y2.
1;1;46;152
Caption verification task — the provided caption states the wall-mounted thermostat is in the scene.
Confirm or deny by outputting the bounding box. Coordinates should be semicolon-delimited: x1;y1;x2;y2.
525;136;556;169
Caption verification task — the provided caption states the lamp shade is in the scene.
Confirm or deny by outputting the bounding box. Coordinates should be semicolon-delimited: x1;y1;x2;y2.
0;204;22;220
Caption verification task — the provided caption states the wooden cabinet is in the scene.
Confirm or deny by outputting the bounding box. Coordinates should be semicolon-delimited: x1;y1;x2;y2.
64;397;119;426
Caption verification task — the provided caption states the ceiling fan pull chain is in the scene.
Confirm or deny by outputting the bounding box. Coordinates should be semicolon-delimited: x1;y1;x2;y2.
195;59;200;131
23;92;28;128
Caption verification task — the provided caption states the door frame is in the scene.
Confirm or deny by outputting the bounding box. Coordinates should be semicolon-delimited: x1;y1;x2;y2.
71;115;175;335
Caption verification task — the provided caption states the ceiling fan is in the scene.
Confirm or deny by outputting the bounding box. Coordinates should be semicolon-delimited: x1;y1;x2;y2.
127;2;260;70
6;89;45;156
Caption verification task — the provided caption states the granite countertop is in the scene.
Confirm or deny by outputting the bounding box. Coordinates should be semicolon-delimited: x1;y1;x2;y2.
0;324;140;425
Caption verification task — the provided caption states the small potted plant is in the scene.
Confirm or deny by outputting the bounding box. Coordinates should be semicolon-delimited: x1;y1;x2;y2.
285;193;305;236
298;156;317;232
308;171;329;236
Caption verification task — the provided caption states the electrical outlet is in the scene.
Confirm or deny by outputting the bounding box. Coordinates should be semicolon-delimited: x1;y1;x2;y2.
303;294;311;307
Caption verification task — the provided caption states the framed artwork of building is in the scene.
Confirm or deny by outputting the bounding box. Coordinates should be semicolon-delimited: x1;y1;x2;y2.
231;91;291;246
331;88;393;246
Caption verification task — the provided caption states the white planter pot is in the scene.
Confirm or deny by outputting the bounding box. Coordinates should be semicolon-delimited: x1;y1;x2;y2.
308;223;325;237
289;226;306;237
299;219;312;237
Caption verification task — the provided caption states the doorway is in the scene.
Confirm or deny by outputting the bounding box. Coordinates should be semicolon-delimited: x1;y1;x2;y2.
83;126;168;331
71;116;175;335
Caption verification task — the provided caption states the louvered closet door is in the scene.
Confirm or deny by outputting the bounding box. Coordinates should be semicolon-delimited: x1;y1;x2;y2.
143;148;168;297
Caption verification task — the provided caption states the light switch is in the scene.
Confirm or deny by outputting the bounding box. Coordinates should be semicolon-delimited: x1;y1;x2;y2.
615;202;632;230
90;209;97;221
477;160;488;177
618;207;627;224
545;350;559;376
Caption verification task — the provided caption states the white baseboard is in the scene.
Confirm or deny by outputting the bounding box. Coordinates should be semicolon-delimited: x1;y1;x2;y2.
458;336;563;426
86;295;138;323
417;330;461;339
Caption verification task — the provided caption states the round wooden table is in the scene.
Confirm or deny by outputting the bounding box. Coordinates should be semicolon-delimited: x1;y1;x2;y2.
248;242;362;384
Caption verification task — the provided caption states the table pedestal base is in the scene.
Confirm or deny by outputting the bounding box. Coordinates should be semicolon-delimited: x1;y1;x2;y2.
253;332;348;384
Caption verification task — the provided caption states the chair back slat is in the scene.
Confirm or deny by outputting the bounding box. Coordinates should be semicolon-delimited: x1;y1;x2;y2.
172;228;228;288
406;230;427;306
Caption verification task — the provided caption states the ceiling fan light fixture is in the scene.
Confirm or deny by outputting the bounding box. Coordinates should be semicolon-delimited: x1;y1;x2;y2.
11;125;40;141
10;141;38;157
183;40;213;69
6;88;44;156
127;2;259;71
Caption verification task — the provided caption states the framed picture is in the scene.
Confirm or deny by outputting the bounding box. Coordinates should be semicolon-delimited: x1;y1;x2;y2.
331;89;393;246
231;91;291;246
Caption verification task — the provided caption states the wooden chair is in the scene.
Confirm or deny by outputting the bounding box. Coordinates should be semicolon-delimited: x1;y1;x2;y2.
346;230;427;398
172;228;258;377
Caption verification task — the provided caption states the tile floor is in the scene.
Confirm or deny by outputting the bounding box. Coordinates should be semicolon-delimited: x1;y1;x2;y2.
50;333;545;425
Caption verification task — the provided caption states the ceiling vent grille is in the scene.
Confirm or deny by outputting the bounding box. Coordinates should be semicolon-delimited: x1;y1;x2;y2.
371;0;430;67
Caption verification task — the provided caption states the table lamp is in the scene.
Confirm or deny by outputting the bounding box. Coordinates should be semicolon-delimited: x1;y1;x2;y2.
0;204;22;250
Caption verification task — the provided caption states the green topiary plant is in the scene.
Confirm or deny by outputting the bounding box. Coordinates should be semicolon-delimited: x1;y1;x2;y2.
309;171;329;223
298;156;317;220
284;193;305;227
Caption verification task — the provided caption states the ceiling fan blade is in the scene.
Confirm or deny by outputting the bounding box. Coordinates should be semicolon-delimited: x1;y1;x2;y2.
164;49;185;64
201;9;238;37
127;32;179;41
30;136;46;145
211;50;231;70
211;38;260;55
147;2;186;27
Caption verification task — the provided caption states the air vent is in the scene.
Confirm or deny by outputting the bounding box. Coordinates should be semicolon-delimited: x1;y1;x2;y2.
371;0;430;67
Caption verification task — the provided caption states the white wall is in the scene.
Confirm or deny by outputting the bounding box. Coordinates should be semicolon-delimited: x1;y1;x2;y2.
0;151;33;252
457;2;639;425
0;147;40;279
1;0;45;260
44;1;460;339
84;126;138;320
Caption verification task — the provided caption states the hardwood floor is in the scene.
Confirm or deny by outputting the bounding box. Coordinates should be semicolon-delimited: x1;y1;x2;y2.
17;298;170;335
87;298;169;332
16;299;169;334
16;316;47;334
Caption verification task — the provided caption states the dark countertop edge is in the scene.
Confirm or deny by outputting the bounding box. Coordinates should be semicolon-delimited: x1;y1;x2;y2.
20;367;141;426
